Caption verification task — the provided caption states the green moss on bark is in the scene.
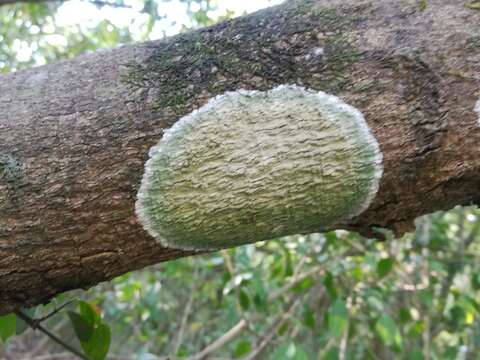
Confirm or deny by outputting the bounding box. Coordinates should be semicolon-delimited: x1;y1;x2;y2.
122;1;363;111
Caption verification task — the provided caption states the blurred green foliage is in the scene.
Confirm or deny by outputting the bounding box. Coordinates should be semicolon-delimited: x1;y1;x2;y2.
0;0;234;73
0;1;480;359
92;207;480;359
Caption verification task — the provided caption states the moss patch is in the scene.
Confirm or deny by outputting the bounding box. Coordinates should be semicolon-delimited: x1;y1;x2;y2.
122;1;363;112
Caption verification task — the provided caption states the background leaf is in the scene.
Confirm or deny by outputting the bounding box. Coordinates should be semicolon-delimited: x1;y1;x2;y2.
80;323;111;360
0;314;16;342
375;314;402;348
68;311;94;342
327;299;348;338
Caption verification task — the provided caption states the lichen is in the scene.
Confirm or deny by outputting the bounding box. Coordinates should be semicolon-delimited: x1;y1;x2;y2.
466;35;480;49
136;85;383;250
0;155;23;184
465;2;480;10
418;0;428;11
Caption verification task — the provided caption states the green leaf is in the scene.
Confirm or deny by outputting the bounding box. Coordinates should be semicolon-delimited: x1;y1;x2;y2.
377;258;394;278
398;307;412;324
292;345;308;360
283;249;293;277
272;344;291;360
278;322;289;336
327;299;348;338
375;314;402;348
418;290;433;308
323;347;339;360
288;343;308;360
270;263;282;279
323;272;338;299
324;231;338;249
408;321;425;337
471;272;480;290
271;343;308;360
253;292;267;312
239;290;250;311
291;277;315;293
68;311;94;342
408;348;424;360
80;323;111;360
234;340;252;358
0;313;16;342
350;265;363;282
176;345;188;357
78;300;98;327
303;307;315;330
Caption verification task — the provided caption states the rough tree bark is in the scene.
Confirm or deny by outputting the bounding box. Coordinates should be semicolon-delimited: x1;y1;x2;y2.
0;0;479;314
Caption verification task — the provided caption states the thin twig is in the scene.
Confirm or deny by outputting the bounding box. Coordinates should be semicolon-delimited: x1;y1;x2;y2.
14;310;88;360
221;250;243;315
243;297;301;360
186;319;248;360
172;268;199;355
185;267;314;360
339;296;352;360
318;338;337;359
221;250;235;277
31;300;75;328
421;246;431;360
23;352;77;360
268;266;324;302
30;318;69;356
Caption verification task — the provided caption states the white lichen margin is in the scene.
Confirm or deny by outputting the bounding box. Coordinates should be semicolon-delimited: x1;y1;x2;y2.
136;85;384;251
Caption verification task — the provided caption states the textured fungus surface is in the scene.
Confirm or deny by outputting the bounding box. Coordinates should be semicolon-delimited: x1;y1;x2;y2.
136;85;383;250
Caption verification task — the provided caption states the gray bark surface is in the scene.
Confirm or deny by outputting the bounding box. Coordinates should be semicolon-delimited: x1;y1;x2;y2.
0;0;479;314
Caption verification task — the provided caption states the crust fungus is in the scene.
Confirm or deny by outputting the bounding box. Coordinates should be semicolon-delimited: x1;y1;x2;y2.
136;85;383;250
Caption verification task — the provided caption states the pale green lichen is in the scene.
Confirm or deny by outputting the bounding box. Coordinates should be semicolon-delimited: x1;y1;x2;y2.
0;155;23;184
136;85;383;250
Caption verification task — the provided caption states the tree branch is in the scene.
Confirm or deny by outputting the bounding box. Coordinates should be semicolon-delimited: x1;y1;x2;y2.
1;0;479;314
187;319;249;360
172;268;198;356
243;297;302;360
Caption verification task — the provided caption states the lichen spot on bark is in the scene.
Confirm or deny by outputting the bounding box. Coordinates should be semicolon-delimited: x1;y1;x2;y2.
135;85;383;251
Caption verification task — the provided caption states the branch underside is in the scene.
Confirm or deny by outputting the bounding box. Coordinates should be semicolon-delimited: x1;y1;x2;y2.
0;0;479;313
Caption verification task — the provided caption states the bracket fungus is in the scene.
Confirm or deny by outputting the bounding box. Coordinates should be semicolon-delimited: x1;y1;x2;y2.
136;85;383;250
